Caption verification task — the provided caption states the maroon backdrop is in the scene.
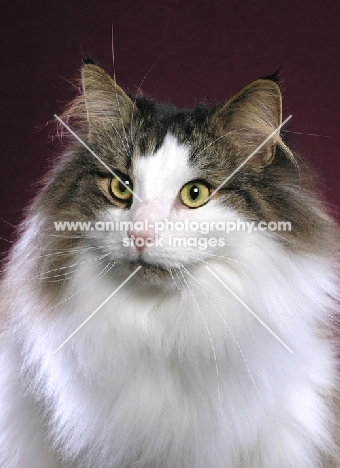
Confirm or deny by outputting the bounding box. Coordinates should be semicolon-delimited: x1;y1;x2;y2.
1;0;339;258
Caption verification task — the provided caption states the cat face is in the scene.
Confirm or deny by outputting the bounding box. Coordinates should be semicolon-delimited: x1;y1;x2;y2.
89;132;238;276
33;63;328;287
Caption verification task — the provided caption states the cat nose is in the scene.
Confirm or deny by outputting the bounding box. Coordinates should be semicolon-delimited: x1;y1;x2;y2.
127;230;154;253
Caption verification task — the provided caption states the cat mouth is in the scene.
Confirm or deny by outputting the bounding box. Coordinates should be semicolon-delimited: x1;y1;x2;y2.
131;259;169;272
128;259;172;280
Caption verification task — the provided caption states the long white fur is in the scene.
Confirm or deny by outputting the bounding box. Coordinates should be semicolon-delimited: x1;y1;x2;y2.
0;135;338;467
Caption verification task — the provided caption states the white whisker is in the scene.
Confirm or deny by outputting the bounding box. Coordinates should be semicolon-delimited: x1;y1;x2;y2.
54;265;142;353
111;27;130;151
179;265;223;415
36;252;112;279
199;252;254;270
46;259;119;313
168;267;181;293
194;129;242;158
205;265;293;354
129;57;161;148
182;264;262;399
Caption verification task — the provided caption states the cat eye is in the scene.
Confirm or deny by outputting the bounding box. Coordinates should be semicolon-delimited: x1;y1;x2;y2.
109;173;133;203
179;181;210;209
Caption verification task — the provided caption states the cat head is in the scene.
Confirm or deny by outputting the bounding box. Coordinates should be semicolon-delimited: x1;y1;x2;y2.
27;62;330;288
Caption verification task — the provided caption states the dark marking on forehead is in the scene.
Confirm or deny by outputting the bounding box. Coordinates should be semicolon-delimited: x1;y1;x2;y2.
133;96;178;155
132;94;214;164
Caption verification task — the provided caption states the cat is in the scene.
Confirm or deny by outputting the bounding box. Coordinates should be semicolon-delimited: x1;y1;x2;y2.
0;57;339;468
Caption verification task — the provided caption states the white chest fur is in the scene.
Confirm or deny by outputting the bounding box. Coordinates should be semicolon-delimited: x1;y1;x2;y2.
14;243;337;468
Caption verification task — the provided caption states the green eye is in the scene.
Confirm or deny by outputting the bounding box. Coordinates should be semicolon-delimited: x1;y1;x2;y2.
179;181;210;208
109;173;133;202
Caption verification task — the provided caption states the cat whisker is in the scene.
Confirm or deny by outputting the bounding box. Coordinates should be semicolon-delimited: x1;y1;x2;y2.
36;243;105;251
282;129;332;139
45;259;120;313
199;252;254;270
199;257;316;312
43;277;73;283
167;267;182;294
178;260;236;303
96;105;129;154
33;245;105;259
0;249;115;282
129;57;162;148
0;236;14;243
174;268;186;292
111;27;130;152
37;270;79;281
47;234;92;239
0;217;17;229
36;252;112;279
0;245;101;273
194;129;244;158
0;253;111;283
40;243;121;256
186;268;262;399
179;265;223;416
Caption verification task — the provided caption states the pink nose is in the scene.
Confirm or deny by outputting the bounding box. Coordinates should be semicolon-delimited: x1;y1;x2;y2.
127;230;154;253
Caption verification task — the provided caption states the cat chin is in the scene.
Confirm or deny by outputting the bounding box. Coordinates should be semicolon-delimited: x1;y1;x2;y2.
127;259;179;289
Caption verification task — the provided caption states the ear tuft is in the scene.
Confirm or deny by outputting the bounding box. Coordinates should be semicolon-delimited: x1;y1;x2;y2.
81;53;98;66
260;68;282;87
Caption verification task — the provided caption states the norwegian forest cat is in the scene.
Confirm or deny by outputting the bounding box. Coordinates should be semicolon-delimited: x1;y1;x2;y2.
0;58;339;467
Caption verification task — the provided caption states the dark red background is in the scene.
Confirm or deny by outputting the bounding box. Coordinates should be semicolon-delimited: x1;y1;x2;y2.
1;0;339;258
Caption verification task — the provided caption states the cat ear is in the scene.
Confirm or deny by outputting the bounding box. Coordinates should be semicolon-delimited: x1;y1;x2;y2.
212;79;284;166
81;63;134;141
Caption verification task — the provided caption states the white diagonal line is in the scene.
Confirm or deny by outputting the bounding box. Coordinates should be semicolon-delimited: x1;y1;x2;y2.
54;114;143;202
205;265;293;353
206;115;292;202
53;265;142;353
